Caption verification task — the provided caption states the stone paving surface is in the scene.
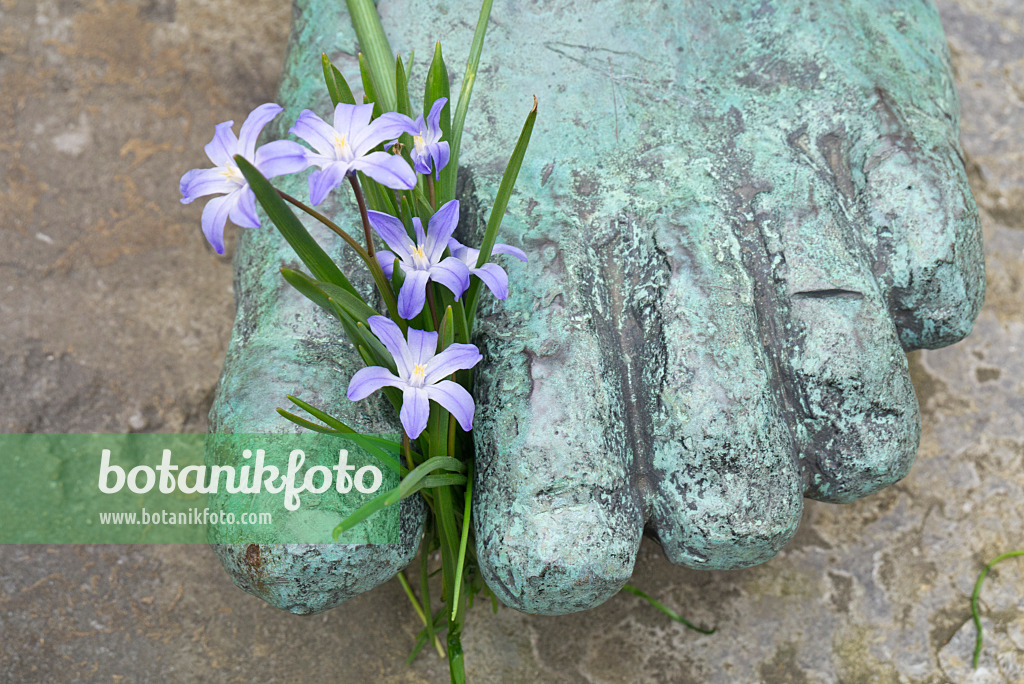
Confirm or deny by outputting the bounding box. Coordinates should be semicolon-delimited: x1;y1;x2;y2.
0;0;1022;681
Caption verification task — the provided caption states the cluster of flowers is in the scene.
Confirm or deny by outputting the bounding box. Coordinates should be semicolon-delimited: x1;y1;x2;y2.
180;99;525;439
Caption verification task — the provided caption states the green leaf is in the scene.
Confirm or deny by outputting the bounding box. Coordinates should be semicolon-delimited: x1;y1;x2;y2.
358;52;383;118
316;279;380;323
438;289;470;345
346;0;397;112
279;268;365;349
440;0;494;203
280;268;365;318
424;42;451;145
438;305;454;350
322;53;356;106
450;460;473;621
276;408;339;434
418;474;468;488
396;54;412;117
463;96;538;328
284;395;404;475
234;156;353;292
332;456;467;538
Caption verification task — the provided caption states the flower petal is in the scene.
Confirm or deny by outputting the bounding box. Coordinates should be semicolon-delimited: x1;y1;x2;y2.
376;250;398;278
430;140;450;179
367;210;415;258
493;241;528;260
361;112;418;153
350;151;416;190
407;327;439;368
411;154;433;176
446;237;471;263
228;187;260;229
367;315;413;378
425;199;459;262
200;194;235;255
472;262;510;300
423;343;482;385
429;257;471;300
412;217;426;245
204;121;238;166
290;110;337;158
238;103;283;160
347;365;403;401
424;380;475;432
492;242;529;262
180;167;234;203
308;162;350;206
255;140;310;178
426;97;448;135
397;269;430;319
400;386;430;439
334;102;374;142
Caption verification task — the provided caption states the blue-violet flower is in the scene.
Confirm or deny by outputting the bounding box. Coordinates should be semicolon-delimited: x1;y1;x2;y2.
347;316;482;439
286;102;417;204
369;199;471;319
179;103;306;254
390;97;450;179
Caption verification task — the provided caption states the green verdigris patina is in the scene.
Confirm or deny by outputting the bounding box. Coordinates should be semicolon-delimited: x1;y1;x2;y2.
207;0;983;616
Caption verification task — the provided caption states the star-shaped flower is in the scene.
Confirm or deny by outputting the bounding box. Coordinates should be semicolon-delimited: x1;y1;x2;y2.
179;103;306;254
368;199;471;319
389;97;450;180
347;316;482;438
286;102;417;204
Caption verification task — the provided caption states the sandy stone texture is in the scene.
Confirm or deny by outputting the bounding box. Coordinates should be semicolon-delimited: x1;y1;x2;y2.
0;0;1022;681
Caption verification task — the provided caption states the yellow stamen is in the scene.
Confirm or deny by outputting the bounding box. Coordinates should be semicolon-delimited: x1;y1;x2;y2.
333;133;349;156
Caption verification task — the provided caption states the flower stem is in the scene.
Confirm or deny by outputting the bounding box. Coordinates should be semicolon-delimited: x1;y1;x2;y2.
348;174;376;258
427;174;436;210
403;432;414;471
426;282;440;330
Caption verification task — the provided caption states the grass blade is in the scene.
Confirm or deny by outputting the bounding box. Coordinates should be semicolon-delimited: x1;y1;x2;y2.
972;550;1024;668
620;585;716;635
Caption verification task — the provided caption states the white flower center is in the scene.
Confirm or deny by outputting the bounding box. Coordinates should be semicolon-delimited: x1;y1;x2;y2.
221;161;245;186
413;135;426;156
410;244;430;270
409;363;427;387
333;133;352;160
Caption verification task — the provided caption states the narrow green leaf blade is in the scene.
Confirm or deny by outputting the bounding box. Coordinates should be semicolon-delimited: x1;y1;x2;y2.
464;97;538;326
322;53;357;106
440;0;494;202
276;408;339;434
396;54;412;117
424;42;451;141
346;0;397;112
235;156;351;291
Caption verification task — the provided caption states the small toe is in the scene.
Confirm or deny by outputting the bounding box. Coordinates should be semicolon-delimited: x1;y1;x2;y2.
862;103;985;350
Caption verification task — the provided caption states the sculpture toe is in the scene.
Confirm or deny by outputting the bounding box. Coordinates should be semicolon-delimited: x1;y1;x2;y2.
863;140;985;351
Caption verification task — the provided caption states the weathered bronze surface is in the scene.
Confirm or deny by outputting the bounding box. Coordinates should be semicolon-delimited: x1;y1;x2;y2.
209;0;984;616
